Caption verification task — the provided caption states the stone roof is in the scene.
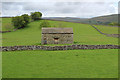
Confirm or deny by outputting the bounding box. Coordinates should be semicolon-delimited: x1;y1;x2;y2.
42;28;73;33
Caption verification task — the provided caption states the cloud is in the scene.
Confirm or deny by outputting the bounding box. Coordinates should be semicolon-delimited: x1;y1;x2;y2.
1;0;120;2
118;1;120;14
1;2;118;18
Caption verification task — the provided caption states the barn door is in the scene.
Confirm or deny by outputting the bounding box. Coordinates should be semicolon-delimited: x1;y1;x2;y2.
54;38;59;44
44;38;47;44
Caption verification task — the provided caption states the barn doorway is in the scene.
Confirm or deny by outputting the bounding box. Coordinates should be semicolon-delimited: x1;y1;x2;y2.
44;37;47;44
54;38;59;44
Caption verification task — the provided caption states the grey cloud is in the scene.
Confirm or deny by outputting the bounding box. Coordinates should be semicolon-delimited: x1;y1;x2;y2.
2;2;25;16
118;1;120;14
1;2;118;18
53;2;117;17
23;2;50;11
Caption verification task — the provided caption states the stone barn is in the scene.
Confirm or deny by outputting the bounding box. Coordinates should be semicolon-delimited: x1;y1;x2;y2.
41;28;73;44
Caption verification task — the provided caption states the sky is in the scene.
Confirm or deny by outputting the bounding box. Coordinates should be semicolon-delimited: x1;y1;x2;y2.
1;0;120;18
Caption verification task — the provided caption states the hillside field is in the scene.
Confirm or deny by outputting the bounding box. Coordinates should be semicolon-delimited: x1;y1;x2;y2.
94;25;119;34
2;18;118;46
1;18;118;78
1;18;14;31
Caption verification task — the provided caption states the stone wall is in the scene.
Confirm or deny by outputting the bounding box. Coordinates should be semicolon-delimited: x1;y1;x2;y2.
1;45;119;51
41;33;73;44
91;25;120;38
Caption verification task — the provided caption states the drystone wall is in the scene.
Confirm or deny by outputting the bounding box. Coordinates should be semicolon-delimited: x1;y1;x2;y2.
1;45;119;51
41;33;73;44
91;25;120;38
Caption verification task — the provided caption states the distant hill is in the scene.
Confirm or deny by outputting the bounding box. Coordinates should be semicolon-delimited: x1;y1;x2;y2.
43;14;119;25
43;17;88;23
88;14;118;25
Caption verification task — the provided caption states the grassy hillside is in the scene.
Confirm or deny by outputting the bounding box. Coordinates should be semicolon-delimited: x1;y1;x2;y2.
94;25;119;34
2;19;118;46
2;49;118;78
89;14;118;25
2;14;118;32
2;18;14;31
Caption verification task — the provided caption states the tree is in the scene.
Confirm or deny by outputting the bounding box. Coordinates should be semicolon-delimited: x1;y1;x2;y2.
118;23;120;26
109;22;118;26
12;16;25;29
31;12;42;21
21;14;30;24
40;20;51;28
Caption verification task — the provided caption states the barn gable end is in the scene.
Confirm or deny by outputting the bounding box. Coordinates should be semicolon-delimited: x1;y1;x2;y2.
41;28;73;44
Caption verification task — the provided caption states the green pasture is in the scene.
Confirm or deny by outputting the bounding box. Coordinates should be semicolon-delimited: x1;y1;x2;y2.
2;18;118;46
94;25;119;34
2;49;118;78
1;18;14;31
1;18;118;78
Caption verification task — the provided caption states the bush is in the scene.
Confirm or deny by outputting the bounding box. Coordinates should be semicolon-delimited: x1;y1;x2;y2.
31;12;42;21
21;14;30;24
52;22;65;28
11;12;42;29
40;21;51;28
12;14;30;29
12;16;25;29
109;22;119;26
4;23;14;31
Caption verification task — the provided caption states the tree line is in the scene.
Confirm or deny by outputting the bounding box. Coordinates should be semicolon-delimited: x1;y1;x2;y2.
12;12;42;29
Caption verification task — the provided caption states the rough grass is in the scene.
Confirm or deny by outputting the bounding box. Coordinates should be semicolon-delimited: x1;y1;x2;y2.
2;19;118;46
2;18;14;31
94;25;119;34
2;49;118;78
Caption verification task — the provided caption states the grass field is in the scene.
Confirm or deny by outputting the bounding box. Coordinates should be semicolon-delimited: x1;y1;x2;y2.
1;18;14;31
2;49;118;78
1;18;118;78
94;25;119;34
2;18;118;46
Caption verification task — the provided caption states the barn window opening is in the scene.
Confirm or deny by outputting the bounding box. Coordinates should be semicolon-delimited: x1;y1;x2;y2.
54;38;59;44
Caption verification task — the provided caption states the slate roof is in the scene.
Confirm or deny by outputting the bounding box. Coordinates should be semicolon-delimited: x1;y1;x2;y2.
42;28;73;33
